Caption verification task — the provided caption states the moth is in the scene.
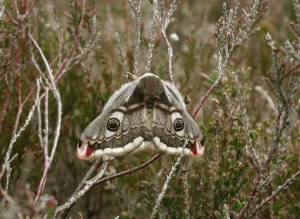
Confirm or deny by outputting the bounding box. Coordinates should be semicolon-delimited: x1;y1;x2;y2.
77;73;204;160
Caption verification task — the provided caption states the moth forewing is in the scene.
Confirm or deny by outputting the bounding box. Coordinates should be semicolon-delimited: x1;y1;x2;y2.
77;73;204;160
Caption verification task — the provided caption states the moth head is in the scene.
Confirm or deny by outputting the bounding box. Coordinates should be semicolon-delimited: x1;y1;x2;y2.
77;72;205;160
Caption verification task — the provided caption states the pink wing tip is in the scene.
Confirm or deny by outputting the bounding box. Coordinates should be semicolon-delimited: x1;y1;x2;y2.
77;140;94;160
191;138;205;156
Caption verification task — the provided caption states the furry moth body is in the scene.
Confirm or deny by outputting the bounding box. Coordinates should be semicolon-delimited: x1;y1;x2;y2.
77;73;204;160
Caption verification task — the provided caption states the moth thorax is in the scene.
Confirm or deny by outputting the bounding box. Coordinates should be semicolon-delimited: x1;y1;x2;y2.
138;75;165;108
145;96;157;108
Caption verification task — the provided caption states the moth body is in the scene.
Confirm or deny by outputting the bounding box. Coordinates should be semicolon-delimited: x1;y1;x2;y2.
77;73;205;161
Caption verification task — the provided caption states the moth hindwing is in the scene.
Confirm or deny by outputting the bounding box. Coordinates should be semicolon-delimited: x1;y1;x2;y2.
77;73;204;160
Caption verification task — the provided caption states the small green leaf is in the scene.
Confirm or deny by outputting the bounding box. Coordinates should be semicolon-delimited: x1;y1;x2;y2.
250;130;259;141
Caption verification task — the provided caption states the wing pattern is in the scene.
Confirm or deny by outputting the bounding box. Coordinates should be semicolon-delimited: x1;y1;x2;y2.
77;73;204;160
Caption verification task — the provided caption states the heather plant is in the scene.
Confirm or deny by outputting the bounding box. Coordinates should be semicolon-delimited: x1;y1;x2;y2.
0;0;299;219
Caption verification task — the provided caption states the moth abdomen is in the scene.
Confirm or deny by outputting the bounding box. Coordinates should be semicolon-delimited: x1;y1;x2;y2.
77;73;205;160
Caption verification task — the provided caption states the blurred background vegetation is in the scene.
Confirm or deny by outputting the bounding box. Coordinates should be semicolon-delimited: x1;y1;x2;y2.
0;0;299;218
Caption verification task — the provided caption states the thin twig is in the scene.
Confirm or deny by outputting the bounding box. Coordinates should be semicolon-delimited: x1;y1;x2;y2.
193;50;227;119
55;157;109;218
114;32;130;79
193;0;267;119
151;142;187;218
128;0;142;75
23;0;27;15
250;169;300;217
56;159;106;218
160;0;177;84
162;29;174;84
96;153;162;185
44;89;49;159
12;0;20;19
56;154;161;218
0;0;5;21
0;89;10;133
29;35;63;203
24;0;38;19
4;10;18;25
2;79;41;192
145;0;159;73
